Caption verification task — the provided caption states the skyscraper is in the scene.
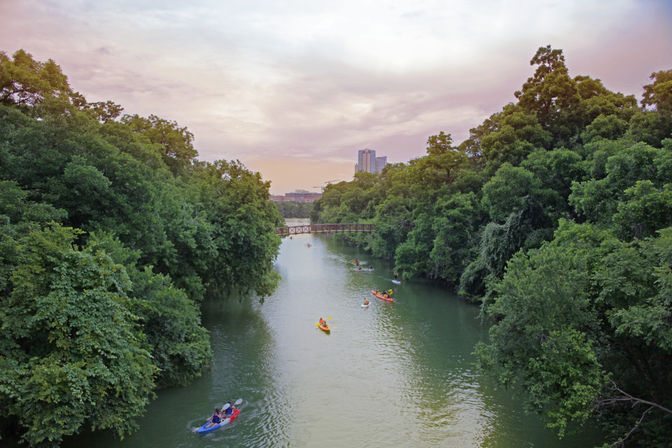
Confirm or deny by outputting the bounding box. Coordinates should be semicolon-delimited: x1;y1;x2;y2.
357;148;376;173
375;156;387;173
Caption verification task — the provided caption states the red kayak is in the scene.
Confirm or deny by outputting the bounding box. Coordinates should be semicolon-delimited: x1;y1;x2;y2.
371;290;394;302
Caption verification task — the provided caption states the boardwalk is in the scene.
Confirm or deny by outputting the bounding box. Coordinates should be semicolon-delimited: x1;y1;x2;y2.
275;223;375;236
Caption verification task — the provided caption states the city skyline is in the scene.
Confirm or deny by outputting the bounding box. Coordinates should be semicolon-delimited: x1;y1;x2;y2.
1;1;671;193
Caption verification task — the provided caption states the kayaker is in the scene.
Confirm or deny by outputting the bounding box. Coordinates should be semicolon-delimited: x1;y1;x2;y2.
363;298;369;306
204;408;222;429
355;258;359;265
394;271;399;279
223;405;235;417
319;317;325;326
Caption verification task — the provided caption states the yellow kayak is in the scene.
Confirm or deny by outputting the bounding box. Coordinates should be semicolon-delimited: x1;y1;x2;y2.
317;322;331;333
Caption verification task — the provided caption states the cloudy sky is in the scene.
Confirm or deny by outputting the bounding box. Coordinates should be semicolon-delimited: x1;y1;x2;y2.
2;0;671;193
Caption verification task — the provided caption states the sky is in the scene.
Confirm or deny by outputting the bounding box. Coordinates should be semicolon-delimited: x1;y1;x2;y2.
1;0;671;194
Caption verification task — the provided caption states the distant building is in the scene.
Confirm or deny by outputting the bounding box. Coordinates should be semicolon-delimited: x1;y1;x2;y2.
356;148;387;174
270;189;322;203
357;148;376;173
375;156;387;174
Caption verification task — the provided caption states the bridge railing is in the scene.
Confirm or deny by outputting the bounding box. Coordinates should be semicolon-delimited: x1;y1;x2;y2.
275;223;375;236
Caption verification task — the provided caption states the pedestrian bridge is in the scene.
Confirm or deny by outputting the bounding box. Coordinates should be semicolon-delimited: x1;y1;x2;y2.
275;223;375;236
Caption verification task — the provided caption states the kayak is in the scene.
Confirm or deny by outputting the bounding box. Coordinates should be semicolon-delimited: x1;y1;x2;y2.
197;408;241;434
318;322;331;333
371;290;394;302
392;279;401;284
361;303;369;308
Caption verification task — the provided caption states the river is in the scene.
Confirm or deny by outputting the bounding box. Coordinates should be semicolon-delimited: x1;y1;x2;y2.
64;220;602;447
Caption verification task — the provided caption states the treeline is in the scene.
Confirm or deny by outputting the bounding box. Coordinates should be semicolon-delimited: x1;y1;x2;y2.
275;200;313;218
0;50;282;446
311;46;672;446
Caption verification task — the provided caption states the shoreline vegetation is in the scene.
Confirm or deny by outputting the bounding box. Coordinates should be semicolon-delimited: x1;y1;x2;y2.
0;49;282;446
274;201;313;218
311;47;672;447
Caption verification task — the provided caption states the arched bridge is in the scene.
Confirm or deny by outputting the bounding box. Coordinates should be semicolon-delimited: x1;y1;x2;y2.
275;223;375;236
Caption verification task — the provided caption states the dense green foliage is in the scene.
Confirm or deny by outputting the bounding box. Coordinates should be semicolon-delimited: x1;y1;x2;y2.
274;200;313;218
312;46;672;446
0;50;282;446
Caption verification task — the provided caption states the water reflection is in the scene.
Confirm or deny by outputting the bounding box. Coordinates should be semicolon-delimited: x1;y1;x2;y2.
61;225;602;448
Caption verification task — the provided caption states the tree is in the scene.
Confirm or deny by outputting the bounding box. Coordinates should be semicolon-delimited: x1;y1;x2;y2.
613;181;672;240
83;100;124;123
426;131;453;156
480;220;672;445
627;110;672;147
642;70;672;113
581;114;629;143
570;141;671;226
394;212;436;279
369;196;413;259
275;201;313;218
481;163;540;223
428;192;483;284
121;114;197;173
477;239;603;437
0;49;72;109
480;107;552;169
85;232;212;388
515;46;583;146
0;225;156;446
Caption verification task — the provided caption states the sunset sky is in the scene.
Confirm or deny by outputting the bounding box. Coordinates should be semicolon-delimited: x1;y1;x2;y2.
2;0;671;193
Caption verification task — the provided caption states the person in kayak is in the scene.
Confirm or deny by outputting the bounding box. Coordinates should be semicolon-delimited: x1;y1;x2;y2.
223;404;235;417
355;258;359;265
204;408;222;429
363;298;369;306
319;317;325;326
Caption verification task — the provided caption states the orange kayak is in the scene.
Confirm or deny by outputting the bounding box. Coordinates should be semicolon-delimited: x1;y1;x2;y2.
371;290;394;302
318;322;331;333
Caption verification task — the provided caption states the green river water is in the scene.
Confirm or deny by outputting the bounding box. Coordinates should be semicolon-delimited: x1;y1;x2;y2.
64;222;602;447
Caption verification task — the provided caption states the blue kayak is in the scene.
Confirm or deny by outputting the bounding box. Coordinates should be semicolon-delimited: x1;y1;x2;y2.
197;408;240;434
